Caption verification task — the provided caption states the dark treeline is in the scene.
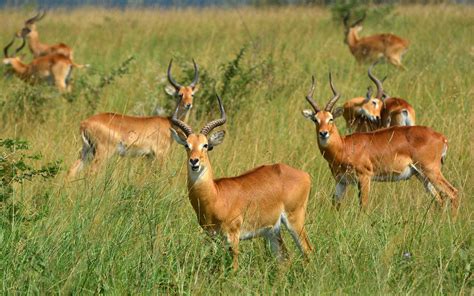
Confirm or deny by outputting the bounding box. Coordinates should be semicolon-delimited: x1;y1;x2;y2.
0;0;470;8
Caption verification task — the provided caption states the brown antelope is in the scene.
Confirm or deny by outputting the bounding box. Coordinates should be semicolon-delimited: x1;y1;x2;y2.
336;85;381;133
3;37;78;92
66;59;199;179
17;11;73;59
170;95;313;270
301;74;458;216
343;13;409;68
336;63;415;132
368;67;416;128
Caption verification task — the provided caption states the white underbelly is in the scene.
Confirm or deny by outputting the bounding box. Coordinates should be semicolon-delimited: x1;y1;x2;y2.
117;142;153;157
372;166;414;182
239;213;283;241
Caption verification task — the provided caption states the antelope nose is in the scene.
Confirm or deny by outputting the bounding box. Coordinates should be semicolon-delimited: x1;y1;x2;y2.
185;103;192;110
189;158;199;165
319;131;329;138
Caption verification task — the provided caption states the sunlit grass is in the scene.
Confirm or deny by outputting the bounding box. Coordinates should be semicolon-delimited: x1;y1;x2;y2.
0;5;472;294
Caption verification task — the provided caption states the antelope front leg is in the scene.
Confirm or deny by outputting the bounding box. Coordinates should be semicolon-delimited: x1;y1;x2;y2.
333;179;348;210
357;174;371;209
227;231;240;271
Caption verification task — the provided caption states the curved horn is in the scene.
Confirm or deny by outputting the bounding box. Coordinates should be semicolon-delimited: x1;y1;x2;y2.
325;72;341;112
352;12;366;27
365;86;373;102
343;12;350;28
15;37;26;55
37;10;47;22
368;61;383;99
190;59;199;88
3;38;15;58
25;11;42;25
200;94;227;136
167;59;183;90
171;98;193;137
305;75;320;113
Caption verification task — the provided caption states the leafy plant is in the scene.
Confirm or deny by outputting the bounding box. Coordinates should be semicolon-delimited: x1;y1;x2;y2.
331;0;395;24
0;138;60;203
68;56;136;111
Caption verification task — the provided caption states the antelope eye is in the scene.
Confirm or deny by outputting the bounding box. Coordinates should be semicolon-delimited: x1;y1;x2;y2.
203;144;208;149
329;118;334;123
184;144;190;150
372;101;377;106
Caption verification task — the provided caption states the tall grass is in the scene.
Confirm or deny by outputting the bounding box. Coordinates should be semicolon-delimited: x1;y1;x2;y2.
0;6;472;294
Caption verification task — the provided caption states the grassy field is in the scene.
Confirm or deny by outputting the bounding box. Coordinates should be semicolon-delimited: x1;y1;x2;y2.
0;5;472;294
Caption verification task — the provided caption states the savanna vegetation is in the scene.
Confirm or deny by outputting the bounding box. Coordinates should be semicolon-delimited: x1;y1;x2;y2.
0;5;472;294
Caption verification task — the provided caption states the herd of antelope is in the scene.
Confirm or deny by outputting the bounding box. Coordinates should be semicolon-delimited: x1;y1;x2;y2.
2;11;459;270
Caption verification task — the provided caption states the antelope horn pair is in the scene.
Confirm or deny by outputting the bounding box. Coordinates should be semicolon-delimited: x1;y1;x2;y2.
25;10;46;25
342;12;366;29
167;59;199;90
172;95;226;137
366;61;391;101
3;36;26;58
305;73;341;113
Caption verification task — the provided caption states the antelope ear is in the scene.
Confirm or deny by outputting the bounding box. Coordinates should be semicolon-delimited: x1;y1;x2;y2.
170;128;187;146
165;85;177;96
302;109;316;121
332;107;344;118
207;130;225;151
192;84;199;93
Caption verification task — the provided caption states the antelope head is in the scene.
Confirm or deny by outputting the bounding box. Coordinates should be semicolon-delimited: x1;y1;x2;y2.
302;73;342;147
170;95;226;177
343;12;366;43
166;59;199;118
17;10;46;38
358;62;385;122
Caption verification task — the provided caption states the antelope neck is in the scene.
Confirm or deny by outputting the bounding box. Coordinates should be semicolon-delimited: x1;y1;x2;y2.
318;129;345;164
26;32;44;56
9;60;28;76
187;162;219;226
347;29;359;48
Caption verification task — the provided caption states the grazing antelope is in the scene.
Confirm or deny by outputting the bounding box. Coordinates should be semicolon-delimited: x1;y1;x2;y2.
17;11;73;59
66;59;199;179
301;74;458;216
170;95;313;270
343;13;409;68
337;63;415;132
368;67;416;127
336;85;381;133
3;37;77;92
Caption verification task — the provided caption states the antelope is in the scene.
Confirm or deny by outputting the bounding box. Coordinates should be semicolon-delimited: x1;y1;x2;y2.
170;95;313;270
301;74;458;216
343;13;409;68
368;67;416;128
336;63;415;132
66;59;199;179
3;37;77;92
17;11;73;59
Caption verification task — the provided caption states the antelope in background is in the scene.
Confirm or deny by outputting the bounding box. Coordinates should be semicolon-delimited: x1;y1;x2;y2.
171;95;313;270
343;13;409;69
3;37;77;92
301;74;458;216
336;62;415;132
67;59;199;179
368;65;416;127
17;11;73;59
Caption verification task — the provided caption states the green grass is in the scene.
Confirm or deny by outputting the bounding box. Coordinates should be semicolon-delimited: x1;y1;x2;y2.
0;5;473;294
